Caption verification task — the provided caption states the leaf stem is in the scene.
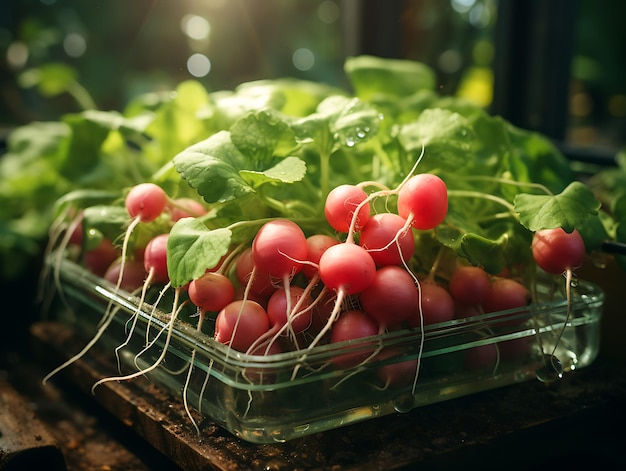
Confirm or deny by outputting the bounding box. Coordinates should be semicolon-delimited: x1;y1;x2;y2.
459;175;554;196
447;189;516;213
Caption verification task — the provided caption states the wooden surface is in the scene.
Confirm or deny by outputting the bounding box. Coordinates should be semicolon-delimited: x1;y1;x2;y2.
1;320;622;471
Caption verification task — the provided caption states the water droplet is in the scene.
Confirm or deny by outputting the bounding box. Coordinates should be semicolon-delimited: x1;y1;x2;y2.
377;113;385;121
392;392;414;413
356;128;366;139
345;136;356;147
535;353;563;383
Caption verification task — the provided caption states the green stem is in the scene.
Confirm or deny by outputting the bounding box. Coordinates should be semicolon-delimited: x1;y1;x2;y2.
458;175;554;196
68;80;97;110
447;189;516;213
319;148;331;202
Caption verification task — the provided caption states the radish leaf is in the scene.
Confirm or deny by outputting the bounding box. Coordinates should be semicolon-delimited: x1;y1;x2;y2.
515;181;601;232
167;218;232;287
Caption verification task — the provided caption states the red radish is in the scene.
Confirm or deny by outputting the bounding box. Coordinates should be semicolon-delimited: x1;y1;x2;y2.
532;227;586;376
375;349;419;388
83;238;120;277
266;286;313;335
302;234;339;279
359;213;415;267
143;233;170;284
293;242;377;375
464;343;498;371
215;300;271;352
125;183;168;223
42;183;172;387
481;277;530;313
235;248;276;300
359;265;417;332
252;219;308;279
397;173;448;230
104;258;146;293
408;281;455;327
324;184;371;233
448;265;491;306
318;243;376;295
330;310;380;368
169;197;207;221
532;227;585;275
188;272;235;313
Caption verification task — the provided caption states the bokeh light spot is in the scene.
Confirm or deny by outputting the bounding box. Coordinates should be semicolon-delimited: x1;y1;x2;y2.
6;41;29;69
318;1;340;24
292;48;315;71
63;33;86;58
187;53;211;77
181;14;211;41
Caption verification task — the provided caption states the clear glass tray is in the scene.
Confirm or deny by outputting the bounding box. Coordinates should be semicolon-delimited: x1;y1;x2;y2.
44;256;604;443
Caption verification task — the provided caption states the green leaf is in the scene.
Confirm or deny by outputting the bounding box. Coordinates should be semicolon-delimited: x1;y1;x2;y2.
239;156;307;187
167;218;232;287
437;225;510;274
344;55;436;100
144;80;212;161
514;181;601;232
235;78;344;117
173;131;254;204
18;63;77;97
397;109;476;170
82;205;129;248
230;109;298;162
293;95;381;153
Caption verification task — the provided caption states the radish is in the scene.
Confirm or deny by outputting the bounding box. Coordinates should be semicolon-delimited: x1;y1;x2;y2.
375;349;419;388
531;228;585;275
103;258;146;293
184;270;235;433
214;300;271;352
83;238;120;277
168;197;207;221
292;241;376;378
407;281;454;327
43;183;171;386
318;243;376;296
448;265;491;306
188;272;235;314
324;184;371;233
359;265;417;332
248;219;309;346
359;213;415;267
245;285;314;354
235;247;276;302
531;227;586;380
143;233;170;285
301;234;339;279
481;277;530;314
125;182;168;223
252;219;308;280
329;309;380;368
266;286;313;336
397;173;448;230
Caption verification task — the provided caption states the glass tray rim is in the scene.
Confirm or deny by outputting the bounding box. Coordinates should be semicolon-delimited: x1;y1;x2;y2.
46;254;605;369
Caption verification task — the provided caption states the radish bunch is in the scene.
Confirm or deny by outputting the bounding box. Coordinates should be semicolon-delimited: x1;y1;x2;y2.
35;55;606;440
